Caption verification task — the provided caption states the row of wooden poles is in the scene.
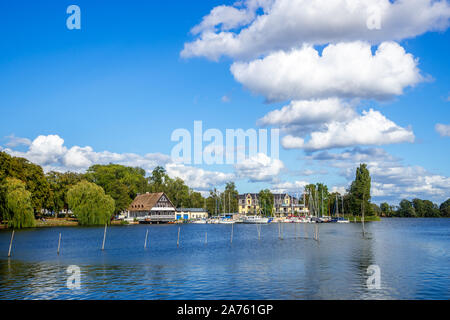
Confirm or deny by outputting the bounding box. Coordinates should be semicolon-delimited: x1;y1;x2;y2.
6;222;320;257
277;222;320;241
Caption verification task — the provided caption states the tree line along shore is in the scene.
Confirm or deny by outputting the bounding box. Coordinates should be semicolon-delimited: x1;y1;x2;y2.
1;151;449;229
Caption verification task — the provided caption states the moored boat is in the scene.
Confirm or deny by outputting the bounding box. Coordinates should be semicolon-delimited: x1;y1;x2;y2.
192;219;207;224
242;216;272;224
218;219;235;224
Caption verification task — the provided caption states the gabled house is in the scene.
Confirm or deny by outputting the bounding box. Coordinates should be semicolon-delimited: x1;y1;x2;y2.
127;192;176;223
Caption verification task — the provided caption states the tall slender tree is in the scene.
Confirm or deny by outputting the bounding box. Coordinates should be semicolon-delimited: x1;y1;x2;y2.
3;178;35;228
348;164;373;216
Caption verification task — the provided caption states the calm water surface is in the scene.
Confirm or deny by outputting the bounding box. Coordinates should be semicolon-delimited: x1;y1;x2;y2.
0;218;449;300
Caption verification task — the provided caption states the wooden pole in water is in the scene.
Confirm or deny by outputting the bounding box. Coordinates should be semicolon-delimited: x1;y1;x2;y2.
7;230;14;258
102;224;107;251
177;227;180;247
362;196;366;237
144;229;149;249
278;222;281;239
57;233;61;255
295;222;297;239
230;223;234;244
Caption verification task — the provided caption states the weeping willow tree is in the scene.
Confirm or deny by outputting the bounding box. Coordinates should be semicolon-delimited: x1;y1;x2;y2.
3;178;36;228
67;181;115;226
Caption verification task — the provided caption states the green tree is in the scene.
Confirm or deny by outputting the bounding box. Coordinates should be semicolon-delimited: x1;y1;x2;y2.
67;181;115;226
397;199;415;217
147;166;168;192
147;166;207;210
0;152;50;215
412;198;426;217
165;177;191;208
206;189;220;216
371;203;381;216
190;191;205;209
46;171;84;214
440;198;450;217
258;189;274;216
304;184;317;212
380;202;394;217
3;178;35;228
223;182;239;213
422;200;440;217
86;164;147;214
348;164;373;216
316;183;329;216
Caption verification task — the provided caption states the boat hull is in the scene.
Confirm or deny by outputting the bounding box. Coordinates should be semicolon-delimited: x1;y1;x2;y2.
242;217;272;224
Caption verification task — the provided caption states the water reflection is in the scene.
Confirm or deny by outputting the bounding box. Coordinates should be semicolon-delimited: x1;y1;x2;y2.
0;219;449;300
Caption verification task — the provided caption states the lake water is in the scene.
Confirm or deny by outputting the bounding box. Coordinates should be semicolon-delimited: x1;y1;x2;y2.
0;218;449;300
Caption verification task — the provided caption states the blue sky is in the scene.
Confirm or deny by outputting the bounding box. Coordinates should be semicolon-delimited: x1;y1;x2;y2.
0;0;449;204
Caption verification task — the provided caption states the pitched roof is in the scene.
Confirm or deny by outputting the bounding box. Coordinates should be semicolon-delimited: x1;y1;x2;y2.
128;192;167;211
239;193;259;199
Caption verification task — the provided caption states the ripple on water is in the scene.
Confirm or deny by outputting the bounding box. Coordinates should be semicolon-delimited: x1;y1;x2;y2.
0;219;449;300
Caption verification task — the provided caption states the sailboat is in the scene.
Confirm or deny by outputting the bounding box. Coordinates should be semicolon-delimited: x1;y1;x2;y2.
243;202;272;224
308;189;321;223
337;194;349;223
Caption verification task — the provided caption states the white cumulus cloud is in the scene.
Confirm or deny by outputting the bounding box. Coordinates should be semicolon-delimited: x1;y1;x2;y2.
182;0;450;60
1;134;171;173
4;134;32;148
271;180;309;194
282;109;415;151
308;147;450;203
258;98;357;135
435;123;450;137
1;134;274;192
166;163;235;191
231;42;422;102
234;153;284;182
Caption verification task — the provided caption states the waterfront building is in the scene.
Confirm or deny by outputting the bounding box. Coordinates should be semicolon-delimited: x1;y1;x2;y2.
238;193;260;215
127;192;176;223
238;193;309;217
273;193;307;216
176;208;209;220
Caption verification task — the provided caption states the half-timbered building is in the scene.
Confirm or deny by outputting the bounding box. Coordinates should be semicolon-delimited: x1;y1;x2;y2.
127;192;176;223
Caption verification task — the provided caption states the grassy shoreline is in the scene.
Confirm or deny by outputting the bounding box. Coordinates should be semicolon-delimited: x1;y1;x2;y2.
0;218;128;229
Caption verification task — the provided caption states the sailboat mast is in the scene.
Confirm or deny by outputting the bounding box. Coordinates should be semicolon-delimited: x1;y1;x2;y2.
291;194;294;216
321;189;323;217
336;194;339;218
303;192;306;216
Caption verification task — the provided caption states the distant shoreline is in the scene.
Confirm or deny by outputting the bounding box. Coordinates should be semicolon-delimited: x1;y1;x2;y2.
3;215;450;230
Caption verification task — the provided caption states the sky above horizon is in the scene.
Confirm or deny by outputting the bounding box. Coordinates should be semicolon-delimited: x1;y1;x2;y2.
0;0;449;205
